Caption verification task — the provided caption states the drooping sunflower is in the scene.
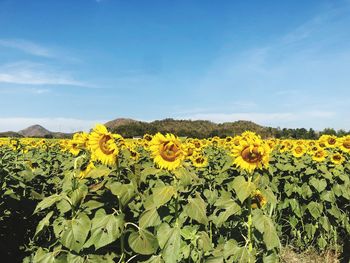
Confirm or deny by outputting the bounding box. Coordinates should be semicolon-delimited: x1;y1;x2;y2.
79;161;96;179
251;190;267;209
231;133;270;173
149;133;185;170
88;124;119;166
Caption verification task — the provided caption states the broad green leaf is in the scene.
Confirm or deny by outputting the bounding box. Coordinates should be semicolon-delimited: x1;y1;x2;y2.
152;185;176;207
33;248;55;263
213;196;241;226
230;176;256;203
157;223;181;263
184;192;208;225
128;228;158;255
108;182;135;206
307;201;323;219
86;166;111;178
84;209;124;250
139;207;161;228
61;212;91;252
140;255;165;263
34;194;61;214
309;178;327;193
34;211;54;238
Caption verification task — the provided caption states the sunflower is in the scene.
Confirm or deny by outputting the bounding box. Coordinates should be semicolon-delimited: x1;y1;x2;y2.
79;161;95;179
149;133;185;170
88;124;119;166
251;190;267;209
312;148;327;162
292;144;307;158
330;153;344;165
191;153;208;168
231;133;270;173
338;136;350;153
68;141;81;156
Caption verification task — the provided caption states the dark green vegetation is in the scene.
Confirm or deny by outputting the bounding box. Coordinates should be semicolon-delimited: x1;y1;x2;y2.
2;118;350;139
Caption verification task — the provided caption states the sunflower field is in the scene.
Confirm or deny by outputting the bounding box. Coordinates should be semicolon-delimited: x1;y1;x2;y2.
1;124;350;263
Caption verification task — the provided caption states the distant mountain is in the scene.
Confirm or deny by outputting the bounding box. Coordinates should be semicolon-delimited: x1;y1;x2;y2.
18;125;51;137
104;118;138;130
0;131;23;138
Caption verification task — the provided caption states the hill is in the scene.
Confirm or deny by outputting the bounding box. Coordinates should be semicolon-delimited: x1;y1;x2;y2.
107;118;277;138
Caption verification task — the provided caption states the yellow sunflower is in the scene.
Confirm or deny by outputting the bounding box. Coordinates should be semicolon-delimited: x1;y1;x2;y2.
149;133;185;170
312;148;327;162
330;153;344;165
231;134;270;173
190;153;208;168
88;124;119;166
338;136;350;153
292;144;307;158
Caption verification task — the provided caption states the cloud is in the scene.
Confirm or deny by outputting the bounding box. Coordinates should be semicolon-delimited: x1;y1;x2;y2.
0;87;51;94
0;117;107;133
0;39;53;57
0;61;91;87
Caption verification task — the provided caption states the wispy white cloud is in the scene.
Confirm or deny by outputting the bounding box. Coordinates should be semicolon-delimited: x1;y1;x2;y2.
0;87;51;94
0;61;91;87
0;117;107;133
0;39;53;57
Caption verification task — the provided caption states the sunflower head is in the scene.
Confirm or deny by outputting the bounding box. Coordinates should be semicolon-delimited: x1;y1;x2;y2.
292;144;306;158
191;153;208;168
312;148;327;162
330;153;344;165
149;133;185;170
231;133;270;173
338;136;350;153
88;124;119;166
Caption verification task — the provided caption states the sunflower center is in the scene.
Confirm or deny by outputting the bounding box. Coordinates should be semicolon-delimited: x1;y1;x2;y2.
195;157;205;164
160;142;180;162
241;146;263;164
315;151;324;158
328;138;336;145
99;135;114;155
333;155;341;161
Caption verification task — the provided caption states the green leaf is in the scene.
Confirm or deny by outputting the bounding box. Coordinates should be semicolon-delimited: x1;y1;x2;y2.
86;165;111;178
184;192;208;225
197;231;212;252
157;223;181;263
252;210;280;250
152;185;176;208
33;248;55;263
307;202;323;219
108;182;135;206
128;228;158;255
34;211;54;238
263;252;278;263
139;207;161;228
34;194;61;214
231;176;256;203
213;196;241;227
61;212;91;252
140;255;165;263
309;178;327;193
84;209;124;250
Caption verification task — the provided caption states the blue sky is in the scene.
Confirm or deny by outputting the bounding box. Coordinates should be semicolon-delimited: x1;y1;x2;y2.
1;0;350;132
